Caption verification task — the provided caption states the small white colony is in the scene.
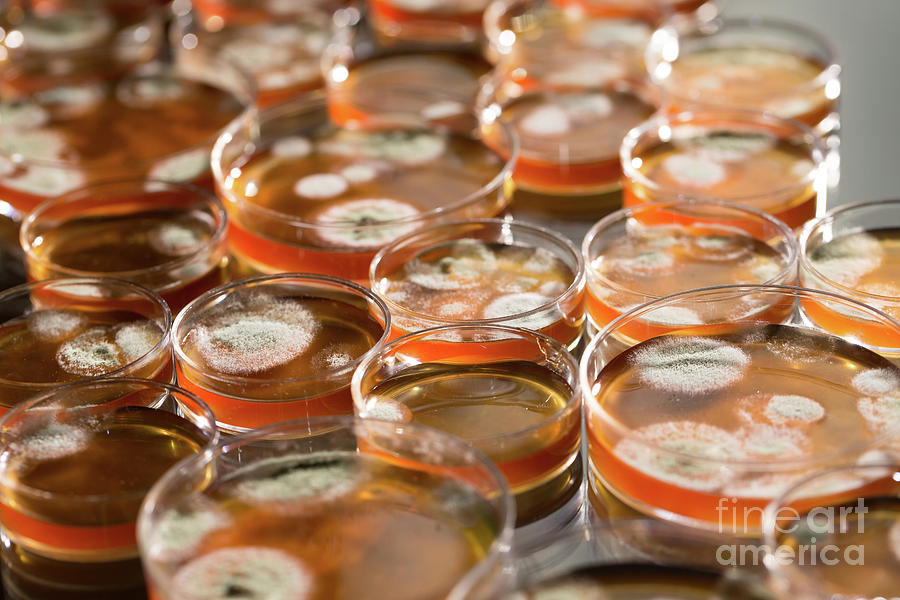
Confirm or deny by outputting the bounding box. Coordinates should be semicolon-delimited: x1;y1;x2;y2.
407;239;498;291
852;368;900;435
27;310;85;341
790;158;816;179
518;93;613;139
114;321;162;361
171;546;314;600
745;255;783;283
689;232;753;262
677;129;775;163
729;396;823;483
763;395;826;425
852;368;900;397
148;222;206;257
603;249;677;279
561;93;614;120
366;131;448;166
339;163;380;184
149;498;232;562
148;148;210;183
735;423;809;459
361;397;413;424
809;232;884;288
230;453;362;505
482;292;555;329
436;301;469;317
768;97;819;121
614;421;741;492
310;344;353;371
632;223;683;250
293;173;349;199
420;100;466;121
767;336;822;364
661;153;727;187
51;284;105;299
519;104;572;137
18;421;93;463
721;472;802;499
640;306;703;327
539;280;566;297
272;136;313;159
522;247;559;273
310;198;421;248
317;129;448;166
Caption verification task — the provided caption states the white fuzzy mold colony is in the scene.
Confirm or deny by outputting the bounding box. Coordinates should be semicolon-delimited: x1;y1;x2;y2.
293;173;349;199
309;198;421;248
360;397;413;424
809;233;884;288
48;316;161;376
18;421;94;463
386;239;572;328
148;148;209;183
853;368;900;435
661;153;727;187
614;421;741;492
148;222;206;256
172;546;313;600
27;310;85;340
230;453;362;505
271;136;313;159
628;336;750;395
192;297;319;376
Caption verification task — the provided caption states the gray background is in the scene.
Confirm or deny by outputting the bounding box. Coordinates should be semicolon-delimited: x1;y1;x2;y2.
510;0;900;243
728;0;900;208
